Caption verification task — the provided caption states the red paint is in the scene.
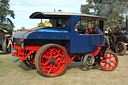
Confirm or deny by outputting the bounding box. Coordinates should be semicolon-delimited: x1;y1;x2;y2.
68;54;77;64
88;27;93;33
88;45;104;56
39;46;68;76
13;44;41;60
100;52;118;70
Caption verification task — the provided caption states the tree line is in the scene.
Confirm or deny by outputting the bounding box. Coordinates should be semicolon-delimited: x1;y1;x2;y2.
0;0;127;34
81;0;128;29
0;0;15;35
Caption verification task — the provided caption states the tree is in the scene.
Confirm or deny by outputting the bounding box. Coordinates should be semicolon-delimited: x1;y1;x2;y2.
21;27;25;30
81;0;128;29
0;0;15;34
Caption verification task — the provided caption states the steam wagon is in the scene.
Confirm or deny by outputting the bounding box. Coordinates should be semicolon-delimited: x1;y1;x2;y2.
106;16;128;55
11;12;118;77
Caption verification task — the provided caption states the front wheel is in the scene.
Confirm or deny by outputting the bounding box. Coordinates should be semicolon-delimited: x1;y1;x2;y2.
35;44;68;77
100;51;118;71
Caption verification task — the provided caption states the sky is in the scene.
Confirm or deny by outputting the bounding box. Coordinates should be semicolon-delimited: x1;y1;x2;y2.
9;0;87;30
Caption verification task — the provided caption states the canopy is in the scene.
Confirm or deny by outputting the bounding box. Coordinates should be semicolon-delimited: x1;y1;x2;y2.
30;12;106;20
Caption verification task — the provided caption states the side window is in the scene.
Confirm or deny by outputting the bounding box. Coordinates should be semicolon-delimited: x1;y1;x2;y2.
75;18;102;34
57;19;65;27
50;19;66;28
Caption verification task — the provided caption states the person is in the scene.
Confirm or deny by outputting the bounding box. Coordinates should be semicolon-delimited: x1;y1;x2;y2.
7;38;12;48
75;28;78;31
74;25;78;31
105;26;112;36
89;20;103;34
7;37;17;62
88;27;93;34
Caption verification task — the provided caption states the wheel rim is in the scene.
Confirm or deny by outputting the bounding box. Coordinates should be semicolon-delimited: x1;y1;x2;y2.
39;46;67;76
100;52;118;70
82;54;95;67
116;43;125;54
23;54;35;68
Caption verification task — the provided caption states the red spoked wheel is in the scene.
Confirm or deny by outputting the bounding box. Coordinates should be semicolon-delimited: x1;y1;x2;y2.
100;51;118;71
35;44;68;77
23;52;36;69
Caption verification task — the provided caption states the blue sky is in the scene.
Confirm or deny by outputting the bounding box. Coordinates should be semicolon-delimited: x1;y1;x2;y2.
9;0;87;30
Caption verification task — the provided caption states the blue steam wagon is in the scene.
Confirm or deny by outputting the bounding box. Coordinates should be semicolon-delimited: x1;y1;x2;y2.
11;12;118;77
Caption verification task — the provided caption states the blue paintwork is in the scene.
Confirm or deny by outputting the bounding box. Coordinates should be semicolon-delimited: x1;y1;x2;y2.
12;15;103;53
37;28;68;33
70;33;103;53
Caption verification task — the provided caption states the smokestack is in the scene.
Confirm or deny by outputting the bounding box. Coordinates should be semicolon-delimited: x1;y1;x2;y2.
126;16;128;34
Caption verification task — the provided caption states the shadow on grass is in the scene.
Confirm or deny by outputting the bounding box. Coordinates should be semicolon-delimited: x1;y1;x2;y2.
0;52;10;55
0;61;3;64
18;61;35;71
18;61;103;74
0;51;11;55
67;61;102;71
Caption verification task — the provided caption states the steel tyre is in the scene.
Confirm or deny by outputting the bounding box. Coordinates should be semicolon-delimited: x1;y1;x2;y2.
35;44;68;77
110;35;116;45
82;54;95;67
116;42;126;55
103;36;110;51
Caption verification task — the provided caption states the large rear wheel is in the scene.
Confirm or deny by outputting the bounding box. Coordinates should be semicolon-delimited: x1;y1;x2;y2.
35;44;68;77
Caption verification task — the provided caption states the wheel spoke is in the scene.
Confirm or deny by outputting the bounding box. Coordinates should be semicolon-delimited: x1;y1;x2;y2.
23;52;35;68
109;54;112;59
104;53;108;59
49;49;53;56
101;60;106;63
48;68;52;74
40;60;49;66
38;45;68;77
43;54;50;59
103;63;107;69
109;64;115;68
54;61;60;66
110;60;117;64
54;50;61;59
100;52;118;71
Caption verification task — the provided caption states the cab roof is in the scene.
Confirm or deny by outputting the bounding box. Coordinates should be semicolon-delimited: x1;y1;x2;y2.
30;12;106;20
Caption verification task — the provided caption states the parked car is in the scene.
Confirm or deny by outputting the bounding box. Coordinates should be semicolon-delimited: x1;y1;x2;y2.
0;28;11;53
11;12;118;77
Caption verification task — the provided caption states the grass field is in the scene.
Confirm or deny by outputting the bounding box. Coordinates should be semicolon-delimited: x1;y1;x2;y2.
0;51;128;85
